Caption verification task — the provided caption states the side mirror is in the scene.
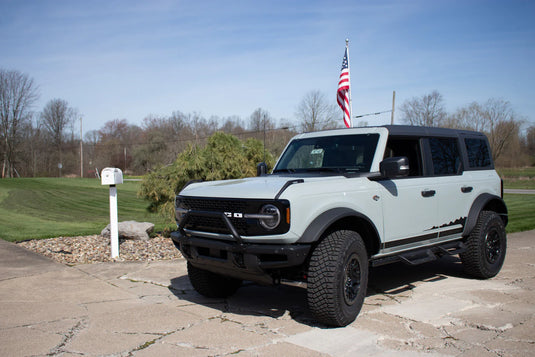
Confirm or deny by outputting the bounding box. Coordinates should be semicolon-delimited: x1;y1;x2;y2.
256;162;267;176
380;157;409;178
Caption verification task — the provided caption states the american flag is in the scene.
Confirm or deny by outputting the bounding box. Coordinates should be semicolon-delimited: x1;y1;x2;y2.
337;47;351;128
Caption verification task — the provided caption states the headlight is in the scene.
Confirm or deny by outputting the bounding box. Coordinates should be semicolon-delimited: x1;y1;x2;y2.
258;204;280;230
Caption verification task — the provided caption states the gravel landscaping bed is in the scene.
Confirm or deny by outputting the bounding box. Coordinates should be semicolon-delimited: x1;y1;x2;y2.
17;235;183;265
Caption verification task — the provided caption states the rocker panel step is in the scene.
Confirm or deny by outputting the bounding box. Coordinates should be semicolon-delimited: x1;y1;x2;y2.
398;249;437;266
372;240;466;267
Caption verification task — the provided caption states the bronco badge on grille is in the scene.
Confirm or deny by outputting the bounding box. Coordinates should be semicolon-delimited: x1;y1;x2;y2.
225;212;243;218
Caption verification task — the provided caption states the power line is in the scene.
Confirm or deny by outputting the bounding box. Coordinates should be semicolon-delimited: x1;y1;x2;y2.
354;110;392;119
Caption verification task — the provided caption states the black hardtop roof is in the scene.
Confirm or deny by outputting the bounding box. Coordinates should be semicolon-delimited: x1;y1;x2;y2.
381;125;486;138
299;125;487;139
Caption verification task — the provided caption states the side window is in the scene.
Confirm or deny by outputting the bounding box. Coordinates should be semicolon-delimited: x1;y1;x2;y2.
429;137;461;175
384;138;423;176
464;138;492;168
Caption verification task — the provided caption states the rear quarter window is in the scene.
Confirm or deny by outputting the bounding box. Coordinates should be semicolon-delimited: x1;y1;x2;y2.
464;138;492;168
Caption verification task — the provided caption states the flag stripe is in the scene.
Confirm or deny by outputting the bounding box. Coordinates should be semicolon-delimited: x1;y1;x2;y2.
337;47;351;128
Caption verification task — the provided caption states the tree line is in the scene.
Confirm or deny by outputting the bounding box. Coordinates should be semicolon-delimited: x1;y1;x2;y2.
1;69;533;178
399;90;533;167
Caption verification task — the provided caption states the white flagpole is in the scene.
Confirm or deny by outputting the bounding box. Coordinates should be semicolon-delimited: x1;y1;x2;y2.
346;38;353;128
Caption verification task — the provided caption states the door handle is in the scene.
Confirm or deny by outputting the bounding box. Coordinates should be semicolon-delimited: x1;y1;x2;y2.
421;190;436;197
461;186;473;193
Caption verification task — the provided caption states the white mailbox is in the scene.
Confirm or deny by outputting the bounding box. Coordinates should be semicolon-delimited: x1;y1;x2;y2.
101;167;123;185
101;167;123;259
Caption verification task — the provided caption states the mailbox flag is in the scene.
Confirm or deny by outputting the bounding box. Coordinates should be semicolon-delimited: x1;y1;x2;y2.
337;46;351;128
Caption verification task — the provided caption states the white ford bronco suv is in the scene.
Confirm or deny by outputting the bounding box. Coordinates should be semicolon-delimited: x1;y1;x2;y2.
171;125;507;326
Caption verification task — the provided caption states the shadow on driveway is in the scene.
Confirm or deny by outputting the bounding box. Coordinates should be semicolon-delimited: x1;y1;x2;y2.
167;254;470;327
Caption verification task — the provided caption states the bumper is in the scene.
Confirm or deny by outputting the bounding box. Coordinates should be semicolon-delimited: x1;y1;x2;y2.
170;231;311;284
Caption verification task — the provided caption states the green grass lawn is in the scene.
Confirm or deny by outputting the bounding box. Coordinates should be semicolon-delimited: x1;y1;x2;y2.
498;167;535;190
0;178;171;242
499;167;535;232
0;177;533;242
497;167;535;178
504;194;535;233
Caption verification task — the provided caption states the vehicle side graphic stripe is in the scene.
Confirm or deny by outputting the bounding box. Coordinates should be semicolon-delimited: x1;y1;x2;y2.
384;233;438;249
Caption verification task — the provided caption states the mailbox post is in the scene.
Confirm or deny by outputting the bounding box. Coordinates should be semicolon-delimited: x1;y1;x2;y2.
101;168;123;258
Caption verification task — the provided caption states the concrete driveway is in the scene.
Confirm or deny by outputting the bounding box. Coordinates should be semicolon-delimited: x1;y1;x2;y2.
1;231;534;357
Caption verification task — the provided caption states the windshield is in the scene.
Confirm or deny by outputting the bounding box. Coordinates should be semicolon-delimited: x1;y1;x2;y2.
273;134;379;174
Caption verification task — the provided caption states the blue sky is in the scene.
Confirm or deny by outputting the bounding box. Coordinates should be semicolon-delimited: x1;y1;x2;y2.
1;0;534;133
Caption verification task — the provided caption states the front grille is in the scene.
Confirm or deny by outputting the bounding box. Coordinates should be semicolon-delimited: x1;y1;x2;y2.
187;215;248;235
177;197;256;235
176;196;290;236
179;197;248;214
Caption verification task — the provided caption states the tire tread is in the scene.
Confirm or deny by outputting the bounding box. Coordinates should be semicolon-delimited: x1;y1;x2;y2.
460;210;506;279
307;230;368;326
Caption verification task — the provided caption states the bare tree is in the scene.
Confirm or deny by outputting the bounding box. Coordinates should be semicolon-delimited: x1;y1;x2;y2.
296;90;338;132
526;126;535;158
21;119;45;177
445;102;486;131
133;115;180;172
98;119;143;171
169;111;188;135
249;108;275;133
400;90;446;127
84;130;100;146
220;115;244;134
481;99;523;161
0;69;39;178
186;112;209;145
167;111;193;158
449;98;523;161
40;99;77;172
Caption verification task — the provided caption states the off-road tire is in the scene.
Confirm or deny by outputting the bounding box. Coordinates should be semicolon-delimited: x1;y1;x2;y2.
187;262;242;298
307;230;368;327
460;210;506;279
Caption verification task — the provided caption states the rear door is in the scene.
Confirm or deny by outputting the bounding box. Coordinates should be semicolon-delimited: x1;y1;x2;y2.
427;137;472;239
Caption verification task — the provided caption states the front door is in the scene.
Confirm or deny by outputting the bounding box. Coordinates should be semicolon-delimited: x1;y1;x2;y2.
379;176;438;250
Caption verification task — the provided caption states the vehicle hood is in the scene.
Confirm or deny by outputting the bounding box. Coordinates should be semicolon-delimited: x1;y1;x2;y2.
179;175;339;199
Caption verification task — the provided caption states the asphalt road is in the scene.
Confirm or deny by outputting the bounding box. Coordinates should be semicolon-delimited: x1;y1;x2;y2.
504;189;535;194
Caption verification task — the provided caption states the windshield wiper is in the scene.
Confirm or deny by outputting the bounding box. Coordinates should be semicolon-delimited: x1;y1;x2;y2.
304;167;346;174
273;168;351;176
272;168;296;173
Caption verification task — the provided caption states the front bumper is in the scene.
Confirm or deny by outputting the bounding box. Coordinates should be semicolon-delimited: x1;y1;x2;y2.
170;231;311;284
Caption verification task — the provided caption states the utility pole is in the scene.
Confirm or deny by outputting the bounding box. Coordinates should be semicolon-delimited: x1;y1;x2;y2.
80;117;83;178
263;113;266;163
391;91;396;125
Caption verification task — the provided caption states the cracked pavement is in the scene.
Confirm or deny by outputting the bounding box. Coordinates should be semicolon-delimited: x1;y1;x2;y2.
1;230;534;356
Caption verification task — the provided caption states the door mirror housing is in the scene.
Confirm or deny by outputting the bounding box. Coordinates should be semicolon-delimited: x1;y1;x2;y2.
256;162;268;176
380;157;409;179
